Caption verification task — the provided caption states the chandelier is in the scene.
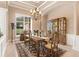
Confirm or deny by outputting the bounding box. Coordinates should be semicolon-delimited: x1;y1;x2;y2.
30;8;41;20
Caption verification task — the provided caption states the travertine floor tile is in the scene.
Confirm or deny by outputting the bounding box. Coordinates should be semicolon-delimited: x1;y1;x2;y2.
4;41;79;57
4;42;18;57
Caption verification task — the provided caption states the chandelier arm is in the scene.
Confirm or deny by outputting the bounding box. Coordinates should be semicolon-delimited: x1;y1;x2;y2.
31;7;41;21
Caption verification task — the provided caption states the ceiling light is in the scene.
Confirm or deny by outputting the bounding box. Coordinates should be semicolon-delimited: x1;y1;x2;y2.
30;7;41;21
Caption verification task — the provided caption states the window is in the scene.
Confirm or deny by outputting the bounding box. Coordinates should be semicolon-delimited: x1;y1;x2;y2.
47;20;52;32
15;14;31;36
16;17;23;35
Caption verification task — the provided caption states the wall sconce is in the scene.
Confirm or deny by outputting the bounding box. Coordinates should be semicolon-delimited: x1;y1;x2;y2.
0;28;3;37
11;23;14;30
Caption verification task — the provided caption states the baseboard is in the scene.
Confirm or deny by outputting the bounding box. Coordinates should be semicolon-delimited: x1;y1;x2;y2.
2;40;8;57
2;43;7;57
2;39;11;57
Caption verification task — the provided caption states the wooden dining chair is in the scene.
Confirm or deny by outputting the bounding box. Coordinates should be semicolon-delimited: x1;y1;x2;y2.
38;39;47;56
20;33;25;41
45;32;59;57
28;38;37;56
52;32;59;57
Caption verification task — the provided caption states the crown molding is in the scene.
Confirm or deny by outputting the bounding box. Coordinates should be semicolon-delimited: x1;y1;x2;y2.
42;1;73;15
8;1;62;15
9;1;35;9
41;1;57;11
38;1;48;9
9;4;30;12
18;1;36;8
41;1;58;15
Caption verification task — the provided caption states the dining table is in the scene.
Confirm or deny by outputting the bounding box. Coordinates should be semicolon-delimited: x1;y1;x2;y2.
25;35;59;56
29;36;50;56
32;36;49;42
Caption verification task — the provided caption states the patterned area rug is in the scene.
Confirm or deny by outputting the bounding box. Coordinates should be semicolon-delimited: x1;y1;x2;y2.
16;42;35;57
15;42;66;57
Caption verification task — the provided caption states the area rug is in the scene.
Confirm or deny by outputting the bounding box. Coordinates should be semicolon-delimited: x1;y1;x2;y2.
15;42;66;57
15;42;35;57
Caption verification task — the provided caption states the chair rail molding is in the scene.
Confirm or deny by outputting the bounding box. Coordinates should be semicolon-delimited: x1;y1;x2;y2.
67;33;79;51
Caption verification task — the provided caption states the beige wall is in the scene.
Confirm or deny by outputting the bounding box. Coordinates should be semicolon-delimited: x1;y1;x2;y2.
47;2;75;34
32;15;48;36
0;1;7;8
32;17;41;31
8;6;47;40
76;2;79;35
8;6;15;41
0;1;8;41
46;2;79;46
8;6;31;41
0;1;8;56
8;2;79;40
41;15;48;35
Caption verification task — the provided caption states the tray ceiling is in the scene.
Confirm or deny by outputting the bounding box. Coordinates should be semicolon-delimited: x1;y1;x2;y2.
23;1;45;7
9;1;57;15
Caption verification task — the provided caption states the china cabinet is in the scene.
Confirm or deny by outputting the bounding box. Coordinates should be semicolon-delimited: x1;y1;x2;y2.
51;17;67;45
